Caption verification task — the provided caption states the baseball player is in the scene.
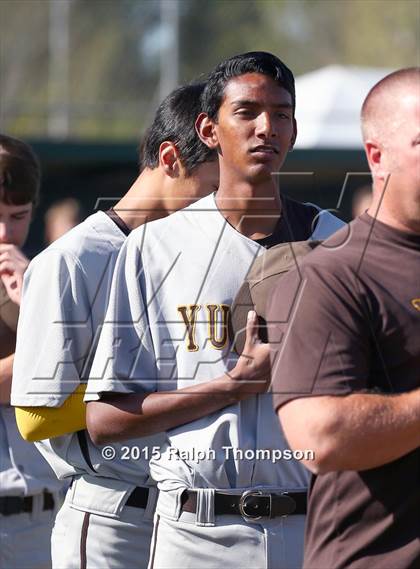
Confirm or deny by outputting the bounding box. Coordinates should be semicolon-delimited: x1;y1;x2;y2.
11;83;221;569
271;68;420;569
0;134;63;569
86;52;344;569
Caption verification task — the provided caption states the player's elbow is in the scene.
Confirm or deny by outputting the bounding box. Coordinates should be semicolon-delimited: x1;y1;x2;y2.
86;399;138;445
86;401;117;445
86;426;107;447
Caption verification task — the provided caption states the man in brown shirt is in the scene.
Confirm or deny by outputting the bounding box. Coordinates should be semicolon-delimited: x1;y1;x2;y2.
269;67;420;568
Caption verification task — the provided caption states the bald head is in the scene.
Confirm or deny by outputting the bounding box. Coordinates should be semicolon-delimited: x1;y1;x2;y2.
361;67;420;143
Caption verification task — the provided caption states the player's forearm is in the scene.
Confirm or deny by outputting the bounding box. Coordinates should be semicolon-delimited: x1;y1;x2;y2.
0;354;14;404
87;373;258;444
87;311;270;444
279;389;420;474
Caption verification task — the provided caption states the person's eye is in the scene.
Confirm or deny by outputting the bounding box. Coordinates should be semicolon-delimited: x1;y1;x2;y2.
236;109;255;117
12;213;28;220
277;112;290;120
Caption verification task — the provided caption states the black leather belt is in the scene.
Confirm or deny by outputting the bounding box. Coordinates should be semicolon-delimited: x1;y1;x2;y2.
125;487;149;509
0;491;55;516
181;490;307;520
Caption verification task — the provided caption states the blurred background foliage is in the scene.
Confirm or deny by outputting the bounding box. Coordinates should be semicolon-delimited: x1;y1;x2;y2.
1;0;419;141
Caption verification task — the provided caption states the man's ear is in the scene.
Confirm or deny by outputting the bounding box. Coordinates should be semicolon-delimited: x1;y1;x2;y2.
195;113;219;149
159;141;180;176
289;118;297;151
365;140;385;181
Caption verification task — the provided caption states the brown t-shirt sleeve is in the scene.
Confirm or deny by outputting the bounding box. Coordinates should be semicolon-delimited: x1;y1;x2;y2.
268;261;371;411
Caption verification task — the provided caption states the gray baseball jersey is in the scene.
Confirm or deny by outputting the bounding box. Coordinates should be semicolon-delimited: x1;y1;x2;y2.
85;195;342;491
87;193;344;493
86;193;344;568
2;283;61;497
12;211;164;485
1;273;62;569
11;211;164;569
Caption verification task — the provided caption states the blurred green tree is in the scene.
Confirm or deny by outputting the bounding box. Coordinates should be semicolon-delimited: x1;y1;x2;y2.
0;0;418;139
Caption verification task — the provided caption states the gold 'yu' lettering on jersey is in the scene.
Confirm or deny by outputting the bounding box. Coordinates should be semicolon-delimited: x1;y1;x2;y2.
411;298;420;311
206;304;230;350
178;304;231;352
177;305;200;351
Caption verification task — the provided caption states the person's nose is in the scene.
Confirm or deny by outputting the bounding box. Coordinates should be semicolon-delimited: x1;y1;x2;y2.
255;112;276;139
0;221;12;243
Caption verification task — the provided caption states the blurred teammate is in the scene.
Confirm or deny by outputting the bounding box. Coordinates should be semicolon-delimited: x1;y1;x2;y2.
12;83;218;569
0;134;62;569
85;52;343;568
271;68;420;568
44;198;83;245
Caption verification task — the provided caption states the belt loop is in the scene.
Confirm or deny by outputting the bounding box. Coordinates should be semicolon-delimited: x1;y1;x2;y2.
69;476;78;503
195;488;215;527
31;493;43;518
144;487;158;521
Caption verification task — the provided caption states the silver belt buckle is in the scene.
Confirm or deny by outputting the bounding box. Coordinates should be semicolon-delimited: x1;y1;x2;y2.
238;489;272;522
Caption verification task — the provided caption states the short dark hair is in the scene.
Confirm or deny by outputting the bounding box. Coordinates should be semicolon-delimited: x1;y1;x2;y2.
0;134;41;207
140;82;216;174
202;51;296;120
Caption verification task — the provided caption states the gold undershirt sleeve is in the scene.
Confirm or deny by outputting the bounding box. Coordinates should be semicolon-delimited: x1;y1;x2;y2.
15;384;87;441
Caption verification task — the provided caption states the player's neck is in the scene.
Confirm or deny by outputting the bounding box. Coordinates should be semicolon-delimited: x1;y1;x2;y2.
216;176;281;238
367;205;420;236
368;185;420;236
113;171;169;229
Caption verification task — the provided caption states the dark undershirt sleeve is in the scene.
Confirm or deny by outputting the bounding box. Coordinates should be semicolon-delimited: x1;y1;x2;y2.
255;197;320;248
268;262;371;411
